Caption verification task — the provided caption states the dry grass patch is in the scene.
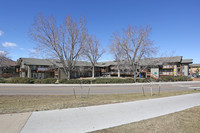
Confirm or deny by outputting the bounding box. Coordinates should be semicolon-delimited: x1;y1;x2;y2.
92;106;200;133
0;90;199;114
193;78;200;81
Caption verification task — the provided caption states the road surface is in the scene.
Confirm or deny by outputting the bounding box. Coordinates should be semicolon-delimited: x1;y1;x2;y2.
0;81;200;95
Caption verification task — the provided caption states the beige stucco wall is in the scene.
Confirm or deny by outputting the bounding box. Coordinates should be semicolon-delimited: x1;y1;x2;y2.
59;69;68;79
27;66;31;78
183;65;189;76
20;61;26;78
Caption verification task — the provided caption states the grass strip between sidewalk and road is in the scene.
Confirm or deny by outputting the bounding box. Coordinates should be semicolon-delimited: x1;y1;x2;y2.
92;105;200;133
0;90;200;114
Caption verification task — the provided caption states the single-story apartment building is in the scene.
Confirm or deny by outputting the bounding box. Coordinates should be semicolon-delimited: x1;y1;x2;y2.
16;56;193;79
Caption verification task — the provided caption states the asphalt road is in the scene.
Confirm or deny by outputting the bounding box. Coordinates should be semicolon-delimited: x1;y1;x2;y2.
0;82;200;95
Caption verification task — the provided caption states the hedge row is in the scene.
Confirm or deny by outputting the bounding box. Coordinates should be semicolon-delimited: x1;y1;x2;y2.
0;79;7;83
59;78;135;84
35;78;57;84
0;76;192;84
137;76;192;83
0;77;134;84
0;77;57;84
156;76;192;82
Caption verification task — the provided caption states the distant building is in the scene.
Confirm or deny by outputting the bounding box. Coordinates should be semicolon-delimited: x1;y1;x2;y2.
0;57;19;78
16;56;192;79
189;64;200;76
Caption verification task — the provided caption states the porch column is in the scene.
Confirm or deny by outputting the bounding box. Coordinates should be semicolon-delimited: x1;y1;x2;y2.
174;65;177;76
184;65;189;76
27;66;31;78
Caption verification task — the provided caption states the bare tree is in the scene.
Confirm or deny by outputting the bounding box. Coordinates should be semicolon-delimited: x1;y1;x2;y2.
83;35;104;78
115;25;157;82
0;50;8;67
110;32;125;77
158;50;176;58
29;14;87;80
0;32;8;67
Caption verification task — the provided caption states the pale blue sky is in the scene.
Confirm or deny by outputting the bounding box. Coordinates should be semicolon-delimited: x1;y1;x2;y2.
0;0;199;63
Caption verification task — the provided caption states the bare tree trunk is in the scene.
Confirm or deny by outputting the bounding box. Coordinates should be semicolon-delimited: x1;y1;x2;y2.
83;35;104;79
133;63;137;82
92;66;95;78
67;71;71;80
117;67;120;78
134;71;137;82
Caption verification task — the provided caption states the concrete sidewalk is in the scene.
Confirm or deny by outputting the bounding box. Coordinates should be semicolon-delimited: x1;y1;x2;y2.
0;112;31;133
20;93;200;133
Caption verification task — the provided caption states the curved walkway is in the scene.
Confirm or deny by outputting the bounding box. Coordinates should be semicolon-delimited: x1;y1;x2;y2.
21;93;200;133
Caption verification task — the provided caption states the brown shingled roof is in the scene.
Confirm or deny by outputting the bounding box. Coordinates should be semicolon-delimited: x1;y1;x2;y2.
0;56;17;67
181;59;193;64
190;64;200;67
17;56;189;68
